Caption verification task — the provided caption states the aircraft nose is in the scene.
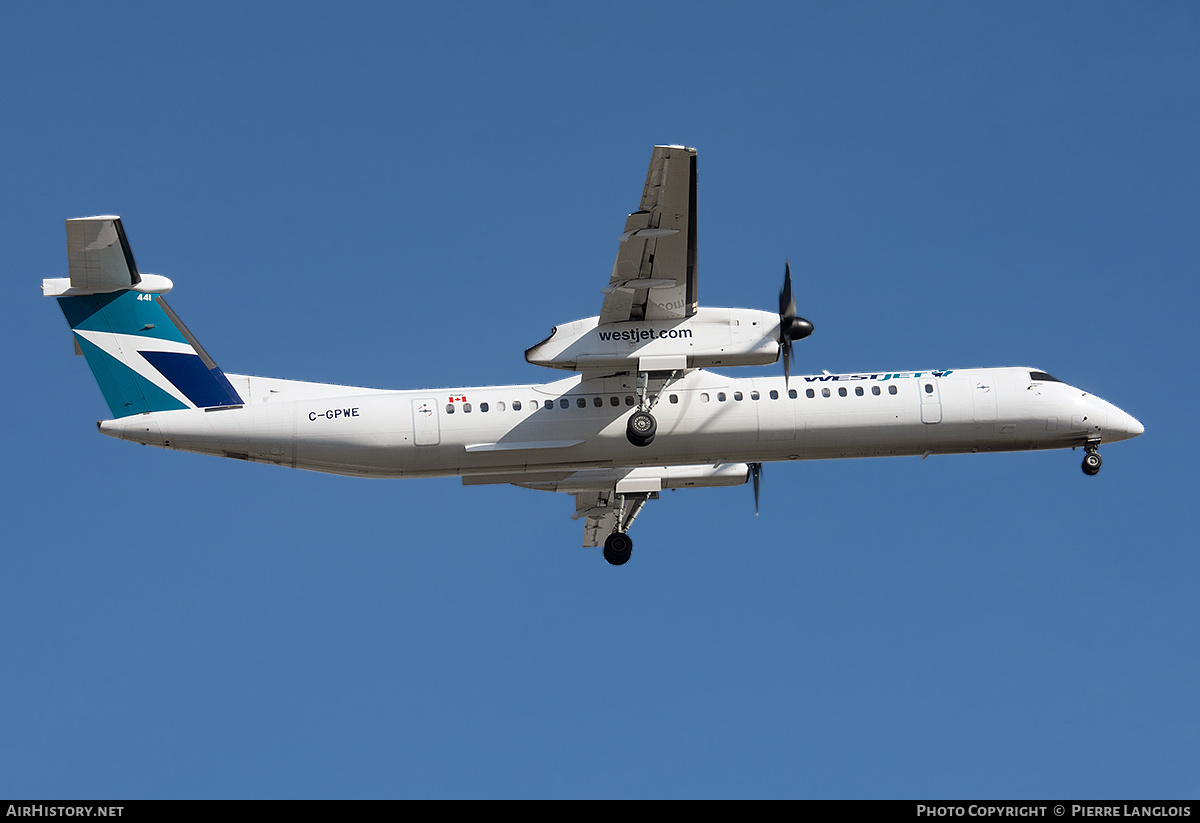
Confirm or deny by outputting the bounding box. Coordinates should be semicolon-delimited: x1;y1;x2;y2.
1107;406;1144;442
1122;411;1144;438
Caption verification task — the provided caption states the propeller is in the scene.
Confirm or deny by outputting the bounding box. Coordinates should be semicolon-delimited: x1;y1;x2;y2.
778;260;814;386
750;462;762;516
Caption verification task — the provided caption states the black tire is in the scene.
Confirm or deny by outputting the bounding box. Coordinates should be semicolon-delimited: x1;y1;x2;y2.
626;411;657;447
626;429;653;447
603;532;633;566
1082;452;1102;476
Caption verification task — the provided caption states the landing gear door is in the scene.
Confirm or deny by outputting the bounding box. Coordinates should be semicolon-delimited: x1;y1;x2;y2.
411;398;440;446
920;377;942;424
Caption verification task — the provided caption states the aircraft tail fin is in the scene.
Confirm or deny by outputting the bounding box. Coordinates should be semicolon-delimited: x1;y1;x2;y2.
44;217;243;418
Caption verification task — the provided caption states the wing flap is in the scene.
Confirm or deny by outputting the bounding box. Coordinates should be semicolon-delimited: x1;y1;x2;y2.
576;492;621;548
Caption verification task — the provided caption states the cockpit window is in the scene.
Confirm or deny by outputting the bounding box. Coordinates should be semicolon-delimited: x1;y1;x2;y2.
1030;371;1061;383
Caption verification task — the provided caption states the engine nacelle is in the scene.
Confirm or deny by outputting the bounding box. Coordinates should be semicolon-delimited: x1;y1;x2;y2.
525;307;780;371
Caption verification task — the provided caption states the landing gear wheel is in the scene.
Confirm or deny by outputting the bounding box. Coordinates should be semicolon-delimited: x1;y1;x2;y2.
1082;451;1102;476
603;532;633;566
626;411;657;447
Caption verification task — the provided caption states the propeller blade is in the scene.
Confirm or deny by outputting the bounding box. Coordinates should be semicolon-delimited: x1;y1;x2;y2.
779;261;796;324
750;462;762;516
777;259;812;388
779;261;796;387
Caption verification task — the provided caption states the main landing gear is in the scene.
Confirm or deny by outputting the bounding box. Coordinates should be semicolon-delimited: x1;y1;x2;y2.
603;532;633;565
625;369;677;447
1082;441;1103;476
601;493;647;565
626;411;657;447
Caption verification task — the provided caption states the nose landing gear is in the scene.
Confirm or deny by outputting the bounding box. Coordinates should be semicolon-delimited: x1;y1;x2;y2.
1082;441;1103;476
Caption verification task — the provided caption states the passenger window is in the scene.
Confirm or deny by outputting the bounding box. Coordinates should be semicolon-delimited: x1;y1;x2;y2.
463;403;472;413
769;390;779;400
717;392;726;402
625;396;634;406
838;387;847;397
560;398;570;409
925;383;934;394
788;389;797;399
701;393;710;403
497;401;506;411
806;388;815;398
871;386;880;396
855;387;864;397
669;394;679;404
594;397;603;407
446;404;455;414
822;388;831;397
750;391;759;400
889;385;898;395
512;400;522;411
610;396;620;407
544;399;554;410
480;402;489;412
577;397;587;408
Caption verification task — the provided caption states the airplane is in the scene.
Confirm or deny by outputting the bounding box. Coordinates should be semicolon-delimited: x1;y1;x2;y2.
43;145;1143;566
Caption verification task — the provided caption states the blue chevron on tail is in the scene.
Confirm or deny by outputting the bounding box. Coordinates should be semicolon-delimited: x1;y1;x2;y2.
44;217;242;418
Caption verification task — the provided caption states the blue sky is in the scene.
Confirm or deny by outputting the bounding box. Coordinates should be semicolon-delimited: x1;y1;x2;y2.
3;2;1197;798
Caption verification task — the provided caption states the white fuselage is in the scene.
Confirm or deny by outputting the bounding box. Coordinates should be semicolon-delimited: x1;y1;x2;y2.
98;366;1143;479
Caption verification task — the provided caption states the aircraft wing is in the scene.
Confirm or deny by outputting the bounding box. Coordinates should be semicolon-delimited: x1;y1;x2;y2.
464;462;748;548
463;467;660;547
599;145;698;324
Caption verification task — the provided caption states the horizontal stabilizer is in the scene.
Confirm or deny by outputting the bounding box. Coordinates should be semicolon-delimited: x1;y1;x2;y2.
44;217;173;296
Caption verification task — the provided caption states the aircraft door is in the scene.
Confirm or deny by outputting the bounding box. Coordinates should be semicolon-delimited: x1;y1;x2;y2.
920;377;942;424
972;376;997;422
411;398;440;445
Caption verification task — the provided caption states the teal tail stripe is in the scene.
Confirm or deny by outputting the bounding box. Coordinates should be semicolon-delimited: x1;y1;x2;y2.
57;289;242;418
58;289;189;344
72;332;190;417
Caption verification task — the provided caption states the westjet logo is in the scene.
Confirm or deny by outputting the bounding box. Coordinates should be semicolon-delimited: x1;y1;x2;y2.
804;370;955;382
596;327;694;342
